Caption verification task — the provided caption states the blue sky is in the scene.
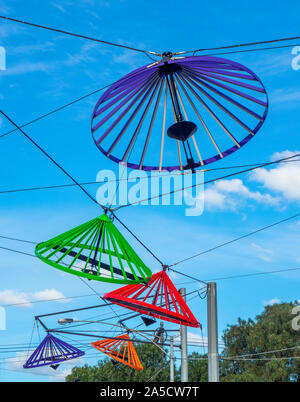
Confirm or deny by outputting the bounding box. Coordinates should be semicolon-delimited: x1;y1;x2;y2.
0;0;300;381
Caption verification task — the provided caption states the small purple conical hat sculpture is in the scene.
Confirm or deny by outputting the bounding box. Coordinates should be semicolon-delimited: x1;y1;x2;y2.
23;333;85;369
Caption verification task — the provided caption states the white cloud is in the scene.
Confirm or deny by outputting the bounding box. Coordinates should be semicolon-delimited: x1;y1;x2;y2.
52;3;67;13
113;49;144;69
271;150;300;161
8;42;55;56
263;298;281;306
32;289;67;302
6;351;52;375
6;351;84;381
187;332;207;345
65;42;100;66
0;290;32;307
251;243;274;262
204;187;232;210
250;151;300;202
2;61;52;76
0;288;68;307
252;52;292;77
270;88;300;108
204;178;280;211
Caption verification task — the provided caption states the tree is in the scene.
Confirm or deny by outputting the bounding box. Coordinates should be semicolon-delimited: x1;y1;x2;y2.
221;302;300;382
187;352;208;382
66;342;173;382
67;302;300;382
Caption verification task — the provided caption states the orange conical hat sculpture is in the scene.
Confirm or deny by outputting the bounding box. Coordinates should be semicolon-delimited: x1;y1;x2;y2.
104;270;199;327
91;334;143;370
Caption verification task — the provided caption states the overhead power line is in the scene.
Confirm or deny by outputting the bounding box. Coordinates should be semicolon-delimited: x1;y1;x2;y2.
206;267;300;282
169;211;300;267
0;85;112;139
0;112;166;269
2;237;300;285
112;212;164;266
178;35;300;55
1;15;298;61
0;293;98;308
0;64;161;141
168;268;207;285
0;109;104;209
114;153;300;210
0;158;299;196
0;15;160;57
200;43;300;57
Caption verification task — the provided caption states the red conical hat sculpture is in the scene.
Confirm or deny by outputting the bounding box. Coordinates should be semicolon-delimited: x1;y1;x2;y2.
104;270;199;327
91;334;143;370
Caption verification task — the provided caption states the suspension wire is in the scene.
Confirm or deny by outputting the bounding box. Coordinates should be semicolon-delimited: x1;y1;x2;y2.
0;293;98;308
0;172;192;195
0;158;299;197
168;267;207;285
206;266;300;282
0;235;36;244
224;345;300;359
169;211;300;268
197;42;300;57
5;341;300;361
0;15;160;57
2;114;300;284
76;278;121;322
111;211;164;266
0;86;112;140
0;160;292;195
3;241;300;285
113;153;300;210
1;114;167;267
25;321;35;360
176;35;300;55
0;109;104;210
146;363;168;382
0;64;163;141
1;15;299;59
0;57;164;142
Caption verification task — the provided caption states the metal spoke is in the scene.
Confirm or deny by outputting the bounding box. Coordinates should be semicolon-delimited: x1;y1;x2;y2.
139;78;165;169
181;71;254;137
175;74;223;158
159;81;168;171
182;66;266;114
122;76;163;163
179;73;241;147
174;78;204;166
107;75;161;155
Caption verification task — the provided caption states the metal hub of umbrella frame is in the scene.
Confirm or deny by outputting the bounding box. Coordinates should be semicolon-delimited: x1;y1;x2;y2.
91;54;268;172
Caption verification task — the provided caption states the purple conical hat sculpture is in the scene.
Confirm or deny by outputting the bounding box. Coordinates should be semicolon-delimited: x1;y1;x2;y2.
23;333;85;369
91;55;268;172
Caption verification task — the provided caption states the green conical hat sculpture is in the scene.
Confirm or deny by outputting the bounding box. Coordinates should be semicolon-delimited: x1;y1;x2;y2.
35;214;152;284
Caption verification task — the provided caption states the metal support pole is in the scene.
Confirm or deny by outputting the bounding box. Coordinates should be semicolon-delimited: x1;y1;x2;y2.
207;282;219;382
159;321;164;359
179;288;188;382
170;336;174;382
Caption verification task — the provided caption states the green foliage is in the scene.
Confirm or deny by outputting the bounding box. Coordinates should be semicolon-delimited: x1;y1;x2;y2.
66;302;300;382
66;343;172;382
221;302;300;382
187;352;208;382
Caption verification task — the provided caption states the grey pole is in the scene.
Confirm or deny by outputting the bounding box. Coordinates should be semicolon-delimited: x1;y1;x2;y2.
207;282;219;382
170;336;175;382
179;288;188;382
